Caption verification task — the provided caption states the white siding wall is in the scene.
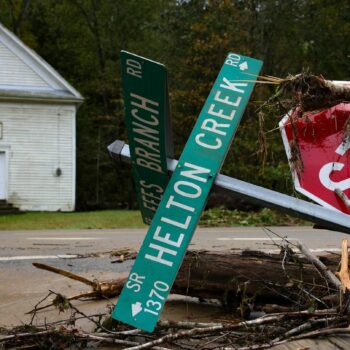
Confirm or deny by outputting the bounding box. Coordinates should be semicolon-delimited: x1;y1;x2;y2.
0;102;76;211
0;42;50;88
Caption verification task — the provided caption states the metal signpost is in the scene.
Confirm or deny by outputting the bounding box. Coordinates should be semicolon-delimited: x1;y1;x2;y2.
112;53;263;332
109;141;350;234
120;51;173;224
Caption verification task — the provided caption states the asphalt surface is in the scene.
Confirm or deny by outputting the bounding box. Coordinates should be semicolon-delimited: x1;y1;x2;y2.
2;226;350;258
1;226;350;327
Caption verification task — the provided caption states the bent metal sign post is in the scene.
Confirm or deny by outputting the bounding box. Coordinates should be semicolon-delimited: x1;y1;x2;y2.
120;51;172;225
113;53;263;332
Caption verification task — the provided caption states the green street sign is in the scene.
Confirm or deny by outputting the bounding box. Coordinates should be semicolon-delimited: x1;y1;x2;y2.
121;51;172;225
113;53;263;332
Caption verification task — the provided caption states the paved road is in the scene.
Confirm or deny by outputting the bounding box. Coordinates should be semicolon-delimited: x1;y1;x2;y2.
1;226;349;327
1;226;350;259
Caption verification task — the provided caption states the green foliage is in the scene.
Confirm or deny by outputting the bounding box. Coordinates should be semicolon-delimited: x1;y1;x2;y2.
200;207;310;227
0;0;349;209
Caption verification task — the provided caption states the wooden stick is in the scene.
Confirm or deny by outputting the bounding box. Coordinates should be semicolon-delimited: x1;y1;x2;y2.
0;330;54;343
27;291;99;314
77;333;171;350
296;241;341;290
33;263;96;287
336;239;350;292
223;323;350;350
124;316;283;350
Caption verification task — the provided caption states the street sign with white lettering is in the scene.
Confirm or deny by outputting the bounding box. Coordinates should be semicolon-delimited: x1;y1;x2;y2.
113;53;263;332
121;51;172;225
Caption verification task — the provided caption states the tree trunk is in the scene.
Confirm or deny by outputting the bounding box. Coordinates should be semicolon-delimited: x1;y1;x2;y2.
33;249;341;308
171;250;339;305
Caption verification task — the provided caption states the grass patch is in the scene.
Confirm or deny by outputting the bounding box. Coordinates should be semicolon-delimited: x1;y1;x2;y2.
0;208;310;230
0;210;146;230
199;207;310;227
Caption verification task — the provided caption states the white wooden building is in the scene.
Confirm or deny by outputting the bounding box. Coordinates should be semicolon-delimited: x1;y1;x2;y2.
0;23;83;211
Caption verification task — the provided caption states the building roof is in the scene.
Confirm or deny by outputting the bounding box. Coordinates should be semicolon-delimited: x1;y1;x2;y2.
0;22;83;104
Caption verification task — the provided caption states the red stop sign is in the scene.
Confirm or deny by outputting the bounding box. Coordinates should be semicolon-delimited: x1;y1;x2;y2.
280;103;350;215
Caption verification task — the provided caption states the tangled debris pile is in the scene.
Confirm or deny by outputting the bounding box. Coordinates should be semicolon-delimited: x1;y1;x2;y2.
2;236;350;349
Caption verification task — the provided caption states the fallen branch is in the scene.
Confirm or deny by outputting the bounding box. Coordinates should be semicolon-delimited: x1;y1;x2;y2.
0;329;54;343
29;263;127;313
123;312;330;350
33;262;96;287
296;241;341;290
77;333;171;350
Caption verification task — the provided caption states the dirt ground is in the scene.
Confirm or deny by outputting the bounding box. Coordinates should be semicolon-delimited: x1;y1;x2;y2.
0;262;228;330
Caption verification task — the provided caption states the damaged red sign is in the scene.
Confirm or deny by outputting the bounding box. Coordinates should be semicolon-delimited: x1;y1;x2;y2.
280;102;350;215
